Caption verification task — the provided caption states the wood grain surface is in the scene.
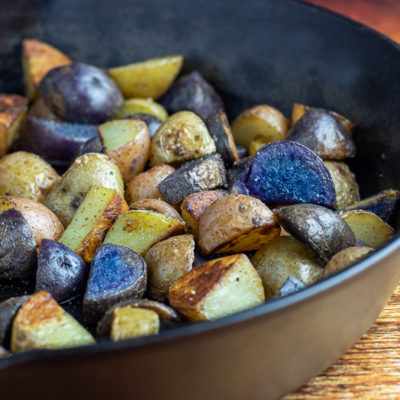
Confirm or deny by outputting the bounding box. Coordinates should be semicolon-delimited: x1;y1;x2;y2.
285;1;400;398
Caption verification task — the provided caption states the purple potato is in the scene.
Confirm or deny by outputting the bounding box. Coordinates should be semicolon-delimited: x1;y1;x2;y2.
121;112;162;139
275;203;356;263
0;209;36;280
39;63;123;124
287;108;356;160
160;71;224;120
279;275;306;297
18;116;99;167
83;244;147;324
35;239;88;303
76;135;103;157
227;156;253;189
233;141;336;208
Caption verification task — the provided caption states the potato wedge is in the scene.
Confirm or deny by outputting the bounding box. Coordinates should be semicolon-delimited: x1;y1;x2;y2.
339;210;394;248
130;198;184;223
104;210;185;256
169;254;265;321
0;151;59;202
150;111;216;166
181;190;227;239
59;186;128;262
231;105;290;149
323;246;374;278
109;55;183;99
198;194;280;254
251;236;323;298
11;291;94;353
22;39;72;100
114;98;168;121
145;234;195;301
99;119;150;183
44;153;124;227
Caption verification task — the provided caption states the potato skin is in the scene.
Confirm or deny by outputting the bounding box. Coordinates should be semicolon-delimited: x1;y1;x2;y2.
126;164;175;204
198;194;280;254
0;151;60;202
145;234;195;301
130;198;184;223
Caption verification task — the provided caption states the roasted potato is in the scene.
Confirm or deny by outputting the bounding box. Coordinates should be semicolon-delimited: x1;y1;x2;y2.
104;210;185;256
11;291;94;353
126;164;175;204
122;112;162;138
323;246;374;278
287;109;356;160
275;204;357;263
169;254;265;321
109;55;183;99
145;234;195;301
198;194;280;254
158;154;227;205
324;161;360;208
99;119;150;183
231;105;290;149
339;210;394;248
0;151;59;202
44;153;124;226
114;98;168;121
180;190;227;239
83;244;147;324
251;236;323;298
39;63;123;124
22;39;72;100
150;111;216;166
27;98;60;121
160;71;224;120
130;198;184;223
232;141;336;209
36;240;87;303
59;186;128;262
279;276;307;297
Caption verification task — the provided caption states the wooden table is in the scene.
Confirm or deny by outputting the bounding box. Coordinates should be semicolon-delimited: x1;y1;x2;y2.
285;1;400;398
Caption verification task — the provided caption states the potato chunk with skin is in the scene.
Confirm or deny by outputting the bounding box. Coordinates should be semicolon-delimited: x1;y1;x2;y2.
198;194;280;254
11;291;94;353
130;199;184;224
145;234;195;301
169;254;265;321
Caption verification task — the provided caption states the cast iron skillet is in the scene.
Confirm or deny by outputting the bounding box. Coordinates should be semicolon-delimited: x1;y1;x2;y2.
1;0;400;398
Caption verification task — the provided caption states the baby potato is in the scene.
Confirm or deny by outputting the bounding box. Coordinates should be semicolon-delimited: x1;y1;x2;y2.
251;236;323;298
323;246;374;278
109;55;183;99
324;161;360;208
0;151;59;202
99;119;150;183
44;153;124;227
114;98;168;121
198;194;280;254
231;105;290;149
150;111;216;166
169;253;265;321
145;234;195;301
126;164;175;204
130;198;184;223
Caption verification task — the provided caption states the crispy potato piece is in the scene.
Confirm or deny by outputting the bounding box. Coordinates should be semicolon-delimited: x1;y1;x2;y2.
169;254;265;321
130;198;184;223
0;151;59;202
145;234;195;301
114;98;168;121
11;291;94;353
44;153;124;226
198;194;280;254
251;236;323;298
126;164;175;204
0;94;28;156
181;190;227;239
324;161;359;208
99;119;150;183
59;186;128;263
110;308;160;341
150;111;216;166
323;246;373;278
231;105;290;149
104;210;185;256
109;55;183;99
22;39;72;100
248;135;270;156
339;210;394;248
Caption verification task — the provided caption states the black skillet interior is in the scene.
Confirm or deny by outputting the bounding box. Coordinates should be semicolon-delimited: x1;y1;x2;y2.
0;0;400;357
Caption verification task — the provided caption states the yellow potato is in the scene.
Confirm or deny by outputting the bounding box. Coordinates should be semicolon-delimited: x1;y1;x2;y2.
248;135;270;156
130;198;184;223
114;98;168;121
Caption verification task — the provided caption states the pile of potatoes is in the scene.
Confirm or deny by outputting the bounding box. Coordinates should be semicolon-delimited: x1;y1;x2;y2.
0;39;398;357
